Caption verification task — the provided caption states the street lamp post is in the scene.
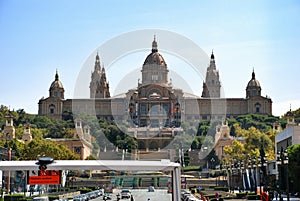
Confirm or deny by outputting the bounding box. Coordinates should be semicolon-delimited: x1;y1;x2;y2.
240;160;245;191
236;160;242;192
221;164;227;186
258;157;263;195
252;157;258;194
227;165;233;193
276;149;289;201
259;148;268;194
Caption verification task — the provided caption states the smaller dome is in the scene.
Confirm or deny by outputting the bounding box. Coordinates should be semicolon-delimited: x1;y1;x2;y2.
247;79;261;87
50;71;64;90
50;80;64;89
247;71;261;88
286;110;294;117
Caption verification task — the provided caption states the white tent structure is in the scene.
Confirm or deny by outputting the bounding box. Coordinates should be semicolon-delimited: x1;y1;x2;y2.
0;159;181;201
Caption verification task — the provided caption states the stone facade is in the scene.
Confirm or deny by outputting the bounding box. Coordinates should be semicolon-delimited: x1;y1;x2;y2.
48;119;93;159
22;124;32;142
213;120;244;160
37;38;273;160
38;38;272;122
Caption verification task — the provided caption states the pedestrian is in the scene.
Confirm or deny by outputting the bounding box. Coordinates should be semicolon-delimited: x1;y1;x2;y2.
201;193;207;201
215;192;219;200
131;195;134;201
275;191;278;200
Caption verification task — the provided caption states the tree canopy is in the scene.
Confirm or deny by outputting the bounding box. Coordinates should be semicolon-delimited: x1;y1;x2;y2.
0;104;299;162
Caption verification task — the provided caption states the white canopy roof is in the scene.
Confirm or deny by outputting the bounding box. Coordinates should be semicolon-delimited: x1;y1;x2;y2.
0;159;180;171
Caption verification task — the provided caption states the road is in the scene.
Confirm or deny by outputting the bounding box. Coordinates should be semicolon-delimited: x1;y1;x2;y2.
96;189;172;201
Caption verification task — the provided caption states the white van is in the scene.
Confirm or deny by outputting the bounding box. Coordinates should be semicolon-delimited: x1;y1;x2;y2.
33;196;49;201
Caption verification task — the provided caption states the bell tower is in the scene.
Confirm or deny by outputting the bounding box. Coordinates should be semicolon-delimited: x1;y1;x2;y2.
2;114;15;141
90;53;111;98
202;51;221;98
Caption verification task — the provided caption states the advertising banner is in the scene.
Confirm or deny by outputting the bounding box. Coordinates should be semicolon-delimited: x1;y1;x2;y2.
28;170;61;185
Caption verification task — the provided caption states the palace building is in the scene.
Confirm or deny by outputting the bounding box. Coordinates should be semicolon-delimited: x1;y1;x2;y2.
38;37;272;122
38;38;272;159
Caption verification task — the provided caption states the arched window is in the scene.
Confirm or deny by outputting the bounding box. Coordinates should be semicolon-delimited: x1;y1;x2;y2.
255;102;261;113
49;104;55;114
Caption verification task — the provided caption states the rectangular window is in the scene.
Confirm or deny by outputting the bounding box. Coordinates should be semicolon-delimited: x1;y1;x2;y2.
151;74;158;81
141;104;146;115
140;119;147;127
163;103;169;114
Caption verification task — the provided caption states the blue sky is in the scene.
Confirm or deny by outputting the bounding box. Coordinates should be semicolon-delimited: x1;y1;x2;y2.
0;0;299;116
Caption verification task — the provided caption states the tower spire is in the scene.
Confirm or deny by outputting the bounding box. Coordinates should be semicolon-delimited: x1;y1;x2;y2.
55;69;59;81
252;68;255;79
152;35;158;53
202;50;221;98
211;50;214;60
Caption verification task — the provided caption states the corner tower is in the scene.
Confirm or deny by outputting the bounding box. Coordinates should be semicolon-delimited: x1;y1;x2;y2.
202;51;221;98
49;70;64;99
90;53;110;98
246;70;261;98
38;70;65;120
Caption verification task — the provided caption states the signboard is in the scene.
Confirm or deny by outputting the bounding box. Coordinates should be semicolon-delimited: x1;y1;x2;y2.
28;170;61;185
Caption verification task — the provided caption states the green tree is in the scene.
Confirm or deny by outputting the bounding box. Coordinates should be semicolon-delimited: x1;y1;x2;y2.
21;139;79;160
288;144;300;193
224;124;274;161
191;139;200;150
0;138;25;159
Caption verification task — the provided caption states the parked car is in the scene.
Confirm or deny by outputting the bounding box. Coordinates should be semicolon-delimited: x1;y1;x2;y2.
103;193;112;200
33;197;49;201
73;195;83;201
121;189;131;199
95;189;103;197
148;186;155;192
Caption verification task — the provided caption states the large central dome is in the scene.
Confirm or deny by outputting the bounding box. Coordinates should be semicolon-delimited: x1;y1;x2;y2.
141;37;169;86
143;52;167;66
143;37;167;67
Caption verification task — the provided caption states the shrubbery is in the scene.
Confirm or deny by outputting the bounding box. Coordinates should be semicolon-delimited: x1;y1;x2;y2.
214;186;229;192
236;192;247;199
79;188;93;194
4;194;25;201
210;198;224;201
246;194;261;200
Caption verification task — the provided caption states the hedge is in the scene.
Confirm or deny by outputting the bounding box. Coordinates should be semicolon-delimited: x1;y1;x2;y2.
214;186;229;192
211;198;224;201
79;188;92;194
4;194;25;201
236;192;247;199
205;194;223;199
246;194;261;200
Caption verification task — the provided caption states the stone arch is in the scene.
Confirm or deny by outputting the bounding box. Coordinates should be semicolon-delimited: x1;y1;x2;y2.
149;140;158;151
